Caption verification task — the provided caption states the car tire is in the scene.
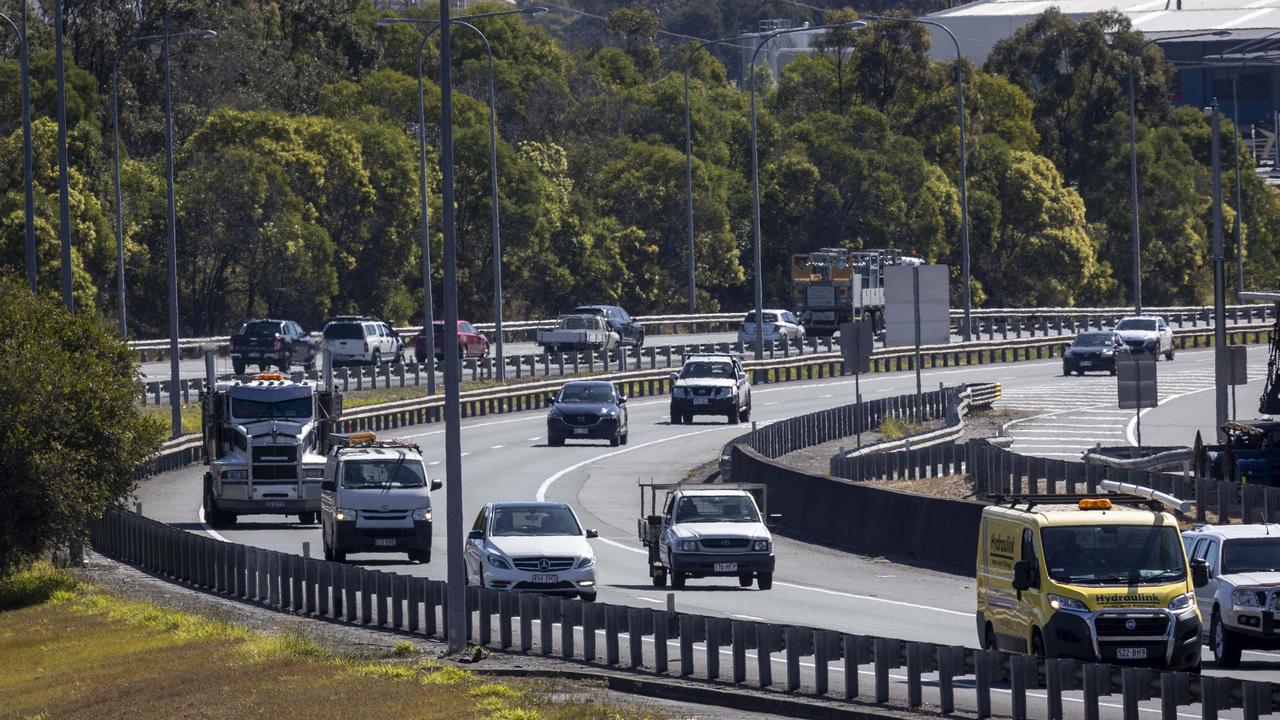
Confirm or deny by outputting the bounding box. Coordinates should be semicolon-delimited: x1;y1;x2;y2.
278;354;291;372
323;541;334;562
332;545;347;564
549;435;565;447
1166;348;1175;361
1031;628;1047;658
409;549;430;564
233;359;246;375
1212;610;1243;668
580;591;597;602
610;434;620;447
757;572;773;590
636;331;645;349
739;403;750;422
738;573;753;588
683;413;693;425
396;349;405;365
652;570;667;588
728;405;740;424
1062;365;1071;376
204;495;235;529
983;623;997;651
371;350;382;368
620;430;628;446
671;572;686;589
1109;367;1117;376
670;406;682;424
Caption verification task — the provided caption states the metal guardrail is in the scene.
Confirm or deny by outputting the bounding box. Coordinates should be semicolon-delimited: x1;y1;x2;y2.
91;507;1280;720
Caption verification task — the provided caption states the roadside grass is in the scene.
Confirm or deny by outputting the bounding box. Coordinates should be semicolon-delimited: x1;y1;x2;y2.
0;564;662;720
878;417;925;441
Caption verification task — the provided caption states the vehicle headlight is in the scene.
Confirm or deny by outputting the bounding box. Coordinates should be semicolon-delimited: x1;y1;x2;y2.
1047;593;1089;612
222;468;247;480
411;508;432;522
672;387;686;398
1168;592;1197;612
753;540;772;552
1233;588;1262;608
335;508;357;521
487;554;511;570
548;406;562;417
304;467;325;479
1063;349;1075;357
576;556;595;569
715;387;731;397
1101;348;1113;355
680;540;697;552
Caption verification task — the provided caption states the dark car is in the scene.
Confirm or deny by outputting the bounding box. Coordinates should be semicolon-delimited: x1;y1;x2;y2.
415;320;490;360
546;380;629;447
569;305;645;347
1062;330;1129;376
229;319;319;374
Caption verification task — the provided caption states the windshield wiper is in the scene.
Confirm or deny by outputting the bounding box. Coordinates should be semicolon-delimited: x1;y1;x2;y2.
1139;569;1185;582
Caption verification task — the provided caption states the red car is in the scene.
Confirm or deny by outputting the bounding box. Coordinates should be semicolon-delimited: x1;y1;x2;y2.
415;320;490;360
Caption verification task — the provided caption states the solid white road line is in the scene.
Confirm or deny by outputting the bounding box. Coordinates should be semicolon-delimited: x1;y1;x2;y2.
197;506;231;543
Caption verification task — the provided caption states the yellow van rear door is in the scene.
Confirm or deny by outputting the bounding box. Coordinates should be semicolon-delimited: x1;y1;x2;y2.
982;516;1022;651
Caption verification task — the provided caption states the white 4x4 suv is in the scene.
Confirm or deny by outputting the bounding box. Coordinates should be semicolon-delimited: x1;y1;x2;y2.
322;316;405;367
669;354;751;425
1183;524;1280;667
1115;316;1175;360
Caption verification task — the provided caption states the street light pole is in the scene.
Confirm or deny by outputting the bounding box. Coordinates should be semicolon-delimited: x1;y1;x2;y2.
0;9;34;294
414;28;438;396
1209;100;1229;441
860;16;971;341
749;21;864;359
682;34;748;314
53;0;72;310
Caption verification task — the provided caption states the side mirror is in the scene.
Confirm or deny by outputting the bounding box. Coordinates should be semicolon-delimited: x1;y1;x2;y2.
468;529;484;541
669;372;679;383
430;479;443;492
546;394;557;405
1191;558;1209;588
1012;560;1036;591
321;480;335;493
617;395;627;404
586;528;599;539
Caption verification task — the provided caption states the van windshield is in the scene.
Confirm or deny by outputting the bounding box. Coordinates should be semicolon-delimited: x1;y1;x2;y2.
1041;525;1185;585
342;458;426;488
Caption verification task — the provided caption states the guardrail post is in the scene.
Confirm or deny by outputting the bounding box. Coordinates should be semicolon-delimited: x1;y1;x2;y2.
732;620;748;684
1243;680;1264;720
1200;675;1217;720
1083;662;1101;720
756;622;772;688
540;595;555;656
874;637;891;703
938;646;959;714
1122;667;1141;720
1045;657;1065;720
290;555;304;613
814;630;830;696
559;598;575;659
976;649;995;719
519;593;534;652
705;616;720;680
628;607;645;669
582;602;596;662
785;626;801;692
424;580;439;638
906;641;923;708
679;614;694;676
498;590;513;648
653;609;669;673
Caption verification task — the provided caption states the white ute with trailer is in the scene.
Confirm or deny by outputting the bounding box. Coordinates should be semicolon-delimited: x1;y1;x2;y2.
536;314;619;353
638;482;778;590
201;371;341;528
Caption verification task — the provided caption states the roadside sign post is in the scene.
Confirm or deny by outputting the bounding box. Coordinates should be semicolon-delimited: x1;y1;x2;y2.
1118;354;1158;448
839;319;873;447
1224;345;1248;421
884;264;950;412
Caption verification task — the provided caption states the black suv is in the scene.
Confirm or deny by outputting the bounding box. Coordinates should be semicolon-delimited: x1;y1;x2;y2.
229;319;320;374
570;305;645;347
1062;330;1129;376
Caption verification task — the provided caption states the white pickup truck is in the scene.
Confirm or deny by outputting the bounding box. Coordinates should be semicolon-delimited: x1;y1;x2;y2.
536;314;620;353
638;482;778;590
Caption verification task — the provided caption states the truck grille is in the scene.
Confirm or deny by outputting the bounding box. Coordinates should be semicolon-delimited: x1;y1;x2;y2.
691;387;713;397
252;445;298;463
1096;615;1169;638
253;464;297;480
699;538;751;550
512;557;577;572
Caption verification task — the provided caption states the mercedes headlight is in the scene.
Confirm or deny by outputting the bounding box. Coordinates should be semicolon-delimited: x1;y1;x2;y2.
335;508;357;521
1233;588;1262;608
576;556;595;569
222;468;247;480
1168;592;1197;612
680;540;697;552
1047;593;1089;612
303;467;325;479
487;554;511;570
411;508;432;522
753;540;772;552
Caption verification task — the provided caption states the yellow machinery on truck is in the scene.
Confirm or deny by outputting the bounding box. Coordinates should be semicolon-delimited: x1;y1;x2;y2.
790;248;919;337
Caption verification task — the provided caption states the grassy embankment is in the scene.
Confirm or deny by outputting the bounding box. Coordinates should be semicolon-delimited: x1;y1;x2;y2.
0;564;659;720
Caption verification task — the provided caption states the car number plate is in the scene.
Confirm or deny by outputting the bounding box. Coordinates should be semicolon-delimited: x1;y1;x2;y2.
1115;647;1147;660
714;562;738;572
373;538;396;547
573;428;589;435
694;398;709;405
265;501;286;510
1079;361;1092;367
532;574;559;583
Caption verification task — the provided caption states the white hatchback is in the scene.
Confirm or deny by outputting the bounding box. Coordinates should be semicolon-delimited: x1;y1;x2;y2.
464;501;599;602
739;309;805;347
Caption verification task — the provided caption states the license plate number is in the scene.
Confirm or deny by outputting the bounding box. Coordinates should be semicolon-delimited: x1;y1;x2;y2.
265;501;286;510
1079;361;1092;367
532;574;559;583
714;562;738;572
694;398;709;405
373;538;396;547
1115;647;1147;660
573;428;589;435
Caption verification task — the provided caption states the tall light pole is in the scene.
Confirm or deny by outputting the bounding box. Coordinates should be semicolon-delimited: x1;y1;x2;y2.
1127;30;1229;314
111;29;216;340
859;16;972;341
379;6;544;391
0;9;34;293
1228;49;1280;294
749;21;864;359
682;34;749;314
53;0;72;310
1209;100;1229;441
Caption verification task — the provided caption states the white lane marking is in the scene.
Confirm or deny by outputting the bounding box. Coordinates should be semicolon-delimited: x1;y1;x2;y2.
764;402;780;406
428;461;441;466
1010;434;1125;441
197;506;231;543
634;596;665;604
461;451;471;457
732;614;766;621
528;437;541;442
490;445;504;450
773;581;971;617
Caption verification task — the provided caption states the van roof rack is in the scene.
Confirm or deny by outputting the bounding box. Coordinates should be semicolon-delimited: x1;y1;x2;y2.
987;492;1159;512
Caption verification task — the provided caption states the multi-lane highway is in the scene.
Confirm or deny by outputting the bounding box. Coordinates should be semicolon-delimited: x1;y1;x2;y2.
134;341;1280;685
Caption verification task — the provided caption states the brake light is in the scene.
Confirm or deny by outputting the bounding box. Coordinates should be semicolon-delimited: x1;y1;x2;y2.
274;335;282;350
363;342;369;352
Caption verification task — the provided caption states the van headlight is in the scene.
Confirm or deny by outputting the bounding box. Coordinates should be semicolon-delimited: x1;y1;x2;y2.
1233;589;1262;608
1047;593;1089;612
221;468;247;480
576;556;595;569
1169;592;1197;612
680;540;697;552
335;508;357;521
304;467;325;479
412;508;432;522
753;540;772;552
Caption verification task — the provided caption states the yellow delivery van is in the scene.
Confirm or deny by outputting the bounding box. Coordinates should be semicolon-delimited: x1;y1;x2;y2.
976;493;1207;671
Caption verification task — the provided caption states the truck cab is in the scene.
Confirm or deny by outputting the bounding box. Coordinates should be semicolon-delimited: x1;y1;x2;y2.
637;482;777;590
320;432;441;564
201;373;340;528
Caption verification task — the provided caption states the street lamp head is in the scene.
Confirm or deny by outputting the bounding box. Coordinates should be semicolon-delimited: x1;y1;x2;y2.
196;30;217;39
521;6;550;15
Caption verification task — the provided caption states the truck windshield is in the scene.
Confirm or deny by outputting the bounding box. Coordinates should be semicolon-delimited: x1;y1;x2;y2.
240;321;282;335
341;458;426;488
1042;525;1186;585
676;495;760;523
1223;537;1280;574
231;397;313;421
491;506;581;536
681;362;734;379
1117;319;1157;332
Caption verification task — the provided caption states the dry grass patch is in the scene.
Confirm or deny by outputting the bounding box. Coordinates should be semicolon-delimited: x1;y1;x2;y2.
864;474;976;500
0;564;662;720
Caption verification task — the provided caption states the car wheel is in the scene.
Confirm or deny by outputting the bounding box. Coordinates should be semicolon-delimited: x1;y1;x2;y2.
1166;348;1175;361
1031;628;1047;658
1212;610;1243;667
323;541;334;562
396;349;405;365
610;434;620;447
983;623;997;651
278;354;291;372
670;406;682;424
371;350;382;368
728;405;740;424
652;570;667;588
409;549;430;564
738;573;753;588
332;545;346;563
549;435;565;447
636;331;645;349
757;572;773;590
683;413;693;425
1109;367;1117;376
1062;365;1071;376
671;571;686;589
580;591;597;602
233;359;246;375
739;403;750;422
620;430;628;445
